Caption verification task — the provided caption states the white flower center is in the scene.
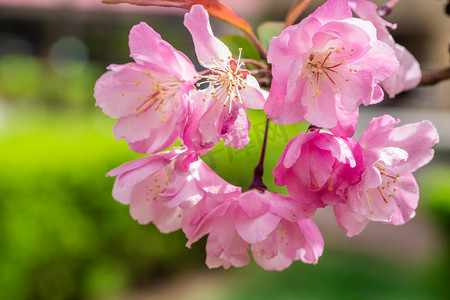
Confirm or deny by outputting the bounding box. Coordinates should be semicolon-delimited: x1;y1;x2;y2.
195;48;249;115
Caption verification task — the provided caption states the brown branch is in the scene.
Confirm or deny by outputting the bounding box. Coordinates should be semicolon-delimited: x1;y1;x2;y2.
419;67;450;86
242;59;268;69
248;118;269;191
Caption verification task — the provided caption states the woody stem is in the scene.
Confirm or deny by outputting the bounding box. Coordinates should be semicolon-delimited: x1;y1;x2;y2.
248;118;269;191
419;67;450;86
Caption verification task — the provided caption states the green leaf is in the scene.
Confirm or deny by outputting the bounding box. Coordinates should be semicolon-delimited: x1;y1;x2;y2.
219;35;260;60
257;21;285;51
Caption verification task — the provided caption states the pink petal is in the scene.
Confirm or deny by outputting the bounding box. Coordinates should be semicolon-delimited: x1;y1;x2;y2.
312;20;372;58
334;203;369;237
182;91;212;152
360;116;439;173
128;22;197;81
237;190;271;218
265;79;306;125
310;0;352;23
388;121;438;172
94;64;154;118
126;117;179;154
184;201;232;247
394;44;421;92
128;177;172;225
222;106;251;149
359;115;400;147
302;82;338;129
384;173;419;225
374;147;409;167
282;130;319;169
349;40;399;85
107;156;168;187
184;5;231;69
329;104;359;137
240;76;266;109
285;171;322;208
161;175;205;208
235;208;281;244
296;219;324;264
337;70;373;111
268;17;322;81
113;107;176;145
349;0;395;32
252;232;294;271
370;84;384;104
267;191;317;221
153;206;183;233
111;180;133;205
251;230;278;261
205;232;249;269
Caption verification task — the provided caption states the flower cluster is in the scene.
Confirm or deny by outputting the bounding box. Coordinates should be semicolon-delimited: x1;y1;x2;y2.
95;0;438;271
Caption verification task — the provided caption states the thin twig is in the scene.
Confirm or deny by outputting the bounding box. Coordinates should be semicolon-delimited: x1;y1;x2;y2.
248;118;270;191
249;69;271;76
248;33;268;61
419;67;450;86
242;59;268;69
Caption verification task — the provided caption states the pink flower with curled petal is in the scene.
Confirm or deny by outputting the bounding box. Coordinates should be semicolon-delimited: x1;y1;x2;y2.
273;127;365;213
182;5;266;152
264;0;399;137
94;22;198;154
185;189;323;270
349;0;421;98
334;115;439;236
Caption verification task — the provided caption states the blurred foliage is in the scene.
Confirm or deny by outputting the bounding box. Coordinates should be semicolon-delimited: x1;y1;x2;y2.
218;248;449;300
257;21;285;51
219;35;261;61
0;112;206;300
0;55;103;110
420;164;450;230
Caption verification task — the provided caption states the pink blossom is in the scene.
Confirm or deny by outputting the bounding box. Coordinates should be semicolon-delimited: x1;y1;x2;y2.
107;148;192;232
349;0;421;98
94;22;198;154
335;115;439;236
182;5;266;152
264;0;399;136
273;127;365;212
185;189;323;270
107;147;240;234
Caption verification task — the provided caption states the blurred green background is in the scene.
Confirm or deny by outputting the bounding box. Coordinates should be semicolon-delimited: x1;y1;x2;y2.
0;0;449;299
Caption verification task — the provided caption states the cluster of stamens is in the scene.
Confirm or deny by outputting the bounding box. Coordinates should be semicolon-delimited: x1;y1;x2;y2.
121;67;180;123
194;48;249;115
144;167;172;203
301;47;357;99
365;165;405;214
